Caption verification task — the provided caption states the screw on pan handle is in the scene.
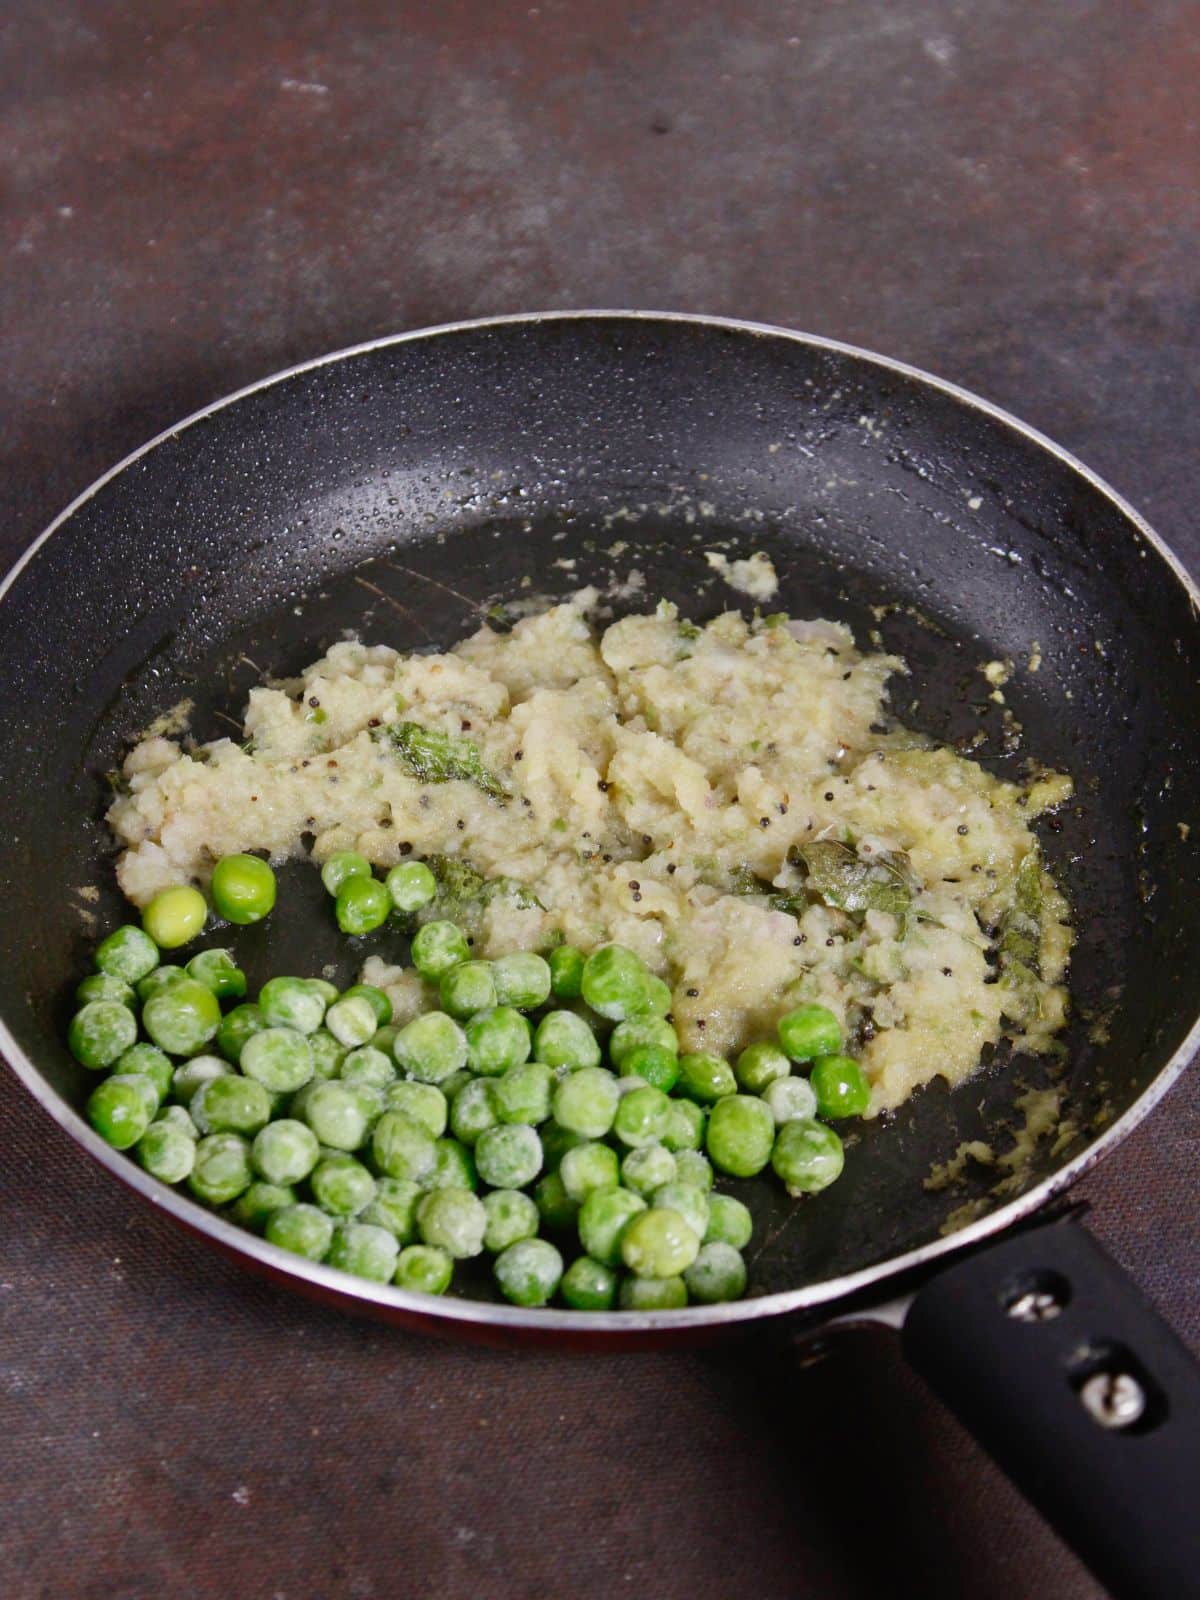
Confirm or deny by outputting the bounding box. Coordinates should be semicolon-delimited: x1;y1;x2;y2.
901;1217;1200;1600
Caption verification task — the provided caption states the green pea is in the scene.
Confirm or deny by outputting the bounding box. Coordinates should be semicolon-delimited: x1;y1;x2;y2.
577;1186;647;1267
763;1075;818;1126
311;1153;376;1217
341;1046;396;1090
705;1193;753;1250
216;1003;267;1064
482;1189;540;1252
559;1141;620;1202
325;994;379;1048
188;1132;253;1205
136;964;189;1003
810;1054;871;1119
619;1275;687;1310
612;1085;672;1149
608;1015;678;1067
534;1170;581;1233
494;1237;563;1307
95;923;159;983
561;1256;619;1311
240;1028;315;1093
673;1150;714;1192
211;854;276;925
394;1010;468;1084
266;1203;334;1261
191;1073;272;1135
449;1077;500;1145
580;944;652;1021
142;979;222;1056
372;1111;437;1183
136;1119;196;1183
171;1054;230;1105
361;1177;422;1242
252;1118;320;1185
662;1099;705;1153
533;1010;602;1071
620;1207;700;1278
142;885;208;950
491;952;552;1011
306;978;341;1008
539;1120;586;1172
113;1043;173;1104
321;850;372;897
650;1181;710;1242
307;1028;347;1079
394;1244;453;1295
735;1040;792;1094
335;875;392;936
465;1006;533;1076
778;1002;842;1063
231;1181;297;1230
86;1074;154;1148
341;983;392;1027
383;1080;447;1138
75;973;137;1010
425;1137;478;1192
552;1066;619;1138
440;960;497;1020
328;1221;399;1283
302;1080;371;1151
618;1044;679;1093
676;1052;737;1105
259;976;326;1035
706;1093;776;1177
416;1187;486;1258
640;976;673;1017
771;1118;845;1196
547;944;585;1000
620;1144;677;1197
385;859;437;912
186;947;247;1001
684;1242;747;1304
410;920;471;980
68;999;138;1069
152;1104;199;1139
475;1124;542;1189
492;1061;553;1126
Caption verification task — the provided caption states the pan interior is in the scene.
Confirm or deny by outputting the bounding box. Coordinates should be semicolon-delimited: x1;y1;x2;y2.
3;316;1197;1303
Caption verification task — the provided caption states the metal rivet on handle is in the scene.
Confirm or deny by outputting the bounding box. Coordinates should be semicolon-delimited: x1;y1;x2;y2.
1078;1370;1147;1430
1005;1288;1064;1322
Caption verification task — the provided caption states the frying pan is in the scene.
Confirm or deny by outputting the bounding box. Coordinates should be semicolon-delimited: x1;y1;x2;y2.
2;313;1198;1597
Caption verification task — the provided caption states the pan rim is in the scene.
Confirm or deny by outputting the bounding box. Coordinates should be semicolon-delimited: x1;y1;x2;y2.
3;308;1197;1336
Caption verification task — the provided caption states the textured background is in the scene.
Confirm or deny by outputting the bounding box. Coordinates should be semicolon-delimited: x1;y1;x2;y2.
2;3;1198;1596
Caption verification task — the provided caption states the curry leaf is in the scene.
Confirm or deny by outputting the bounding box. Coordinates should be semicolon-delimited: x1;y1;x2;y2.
795;839;914;917
379;721;508;800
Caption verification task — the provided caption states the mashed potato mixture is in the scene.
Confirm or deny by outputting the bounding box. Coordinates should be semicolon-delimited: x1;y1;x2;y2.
109;593;1072;1116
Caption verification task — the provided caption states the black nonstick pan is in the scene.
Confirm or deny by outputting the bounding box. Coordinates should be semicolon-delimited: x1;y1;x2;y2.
2;314;1197;1597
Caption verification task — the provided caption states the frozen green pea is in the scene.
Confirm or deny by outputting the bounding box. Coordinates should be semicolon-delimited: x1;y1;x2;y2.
86;1075;155;1148
216;1003;267;1064
425;1137;478;1192
186;947;246;1001
534;1170;581;1232
302;1080;371;1151
492;1061;553;1125
547;944;585;1000
416;1187;486;1258
142;885;207;950
620;1144;677;1197
650;1181;709;1242
612;1085;672;1149
778;1002;842;1063
328;1221;399;1283
662;1099;705;1153
394;1010;468;1084
136;1118;196;1183
552;1066;619;1138
580;944;652;1021
191;1073;272;1135
560;1141;621;1201
641;975;673;1017
307;1029;347;1079
491;951;551;1011
336;875;392;935
735;1039;792;1094
136;965;189;1003
383;1080;447;1138
410;920;471;980
619;1275;687;1310
706;1093;776;1177
372;1022;400;1058
231;1181;297;1230
346;1081;385;1131
810;1054;871;1119
673;1150;714;1192
676;1052;737;1105
95;923;160;983
494;1237;563;1307
172;1054;229;1104
439;960;497;1020
342;983;392;1027
533;1010;601;1071
307;978;341;1008
771;1118;845;1196
705;1193;753;1250
620;1207;700;1278
577;1185;647;1267
475;1124;542;1189
763;1075;818;1126
152;1104;199;1139
609;1015;678;1067
311;1153;376;1217
684;1242;747;1304
252;1118;320;1185
321;850;372;897
68;1000;138;1070
259;976;325;1035
266;1202;334;1261
114;1043;173;1104
394;1244;453;1295
449;1077;500;1145
561;1256;619;1311
465;1006;532;1076
618;1044;679;1093
325;995;378;1048
540;1120;586;1172
340;1046;396;1090
372;1111;437;1183
240;1028;315;1093
75;973;137;1010
482;1189;540;1252
361;1177;422;1242
385;859;437;912
188;1132;252;1205
142;979;221;1056
210;853;276;925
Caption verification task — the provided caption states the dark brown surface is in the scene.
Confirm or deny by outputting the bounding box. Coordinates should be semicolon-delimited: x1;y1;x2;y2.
2;3;1198;1597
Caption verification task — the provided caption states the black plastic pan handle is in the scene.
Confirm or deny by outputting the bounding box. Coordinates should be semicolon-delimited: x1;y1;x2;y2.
901;1217;1200;1598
